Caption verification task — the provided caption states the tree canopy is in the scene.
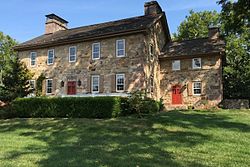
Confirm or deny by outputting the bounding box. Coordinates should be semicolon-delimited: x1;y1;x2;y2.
173;0;250;99
0;32;33;102
172;10;220;40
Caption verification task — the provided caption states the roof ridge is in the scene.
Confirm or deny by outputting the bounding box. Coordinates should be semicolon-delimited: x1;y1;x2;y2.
67;14;160;32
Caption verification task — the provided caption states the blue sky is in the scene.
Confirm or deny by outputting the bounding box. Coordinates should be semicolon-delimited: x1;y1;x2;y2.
0;0;221;43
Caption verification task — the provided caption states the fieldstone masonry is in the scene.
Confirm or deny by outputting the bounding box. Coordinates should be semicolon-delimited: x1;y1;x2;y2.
15;1;225;110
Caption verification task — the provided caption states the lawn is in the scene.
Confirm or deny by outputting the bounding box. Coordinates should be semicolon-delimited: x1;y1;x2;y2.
0;110;250;167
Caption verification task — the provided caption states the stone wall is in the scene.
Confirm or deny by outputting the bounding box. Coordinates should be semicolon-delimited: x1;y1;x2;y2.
159;55;223;109
144;19;168;100
219;99;249;109
18;33;148;96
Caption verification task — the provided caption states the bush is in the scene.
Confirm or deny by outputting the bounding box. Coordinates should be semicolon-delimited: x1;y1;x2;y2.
12;97;124;119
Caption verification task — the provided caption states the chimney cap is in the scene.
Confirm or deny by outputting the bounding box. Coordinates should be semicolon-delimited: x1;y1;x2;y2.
46;14;68;24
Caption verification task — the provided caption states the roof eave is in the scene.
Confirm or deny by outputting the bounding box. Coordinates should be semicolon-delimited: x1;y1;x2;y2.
14;28;148;51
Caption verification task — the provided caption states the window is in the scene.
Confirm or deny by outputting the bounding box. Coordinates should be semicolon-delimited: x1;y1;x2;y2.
192;58;201;69
92;43;100;60
116;39;125;57
172;60;180;71
149;44;154;60
30;52;37;67
29;80;35;90
47;49;54;65
116;74;125;92
69;46;77;62
92;75;100;93
150;76;154;93
193;81;202;95
46;79;53;94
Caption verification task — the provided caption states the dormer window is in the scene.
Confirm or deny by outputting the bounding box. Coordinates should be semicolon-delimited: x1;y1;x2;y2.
69;46;77;62
116;39;125;57
47;49;54;65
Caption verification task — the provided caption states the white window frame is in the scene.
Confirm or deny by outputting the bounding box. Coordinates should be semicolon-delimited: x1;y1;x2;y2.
30;52;37;67
192;58;202;69
69;46;77;63
91;75;100;93
116;39;126;57
92;43;101;60
193;81;202;96
47;49;54;65
46;79;53;95
29;80;36;89
116;74;125;92
172;60;181;71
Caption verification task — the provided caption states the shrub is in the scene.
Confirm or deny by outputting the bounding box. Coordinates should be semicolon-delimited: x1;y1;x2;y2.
12;97;124;119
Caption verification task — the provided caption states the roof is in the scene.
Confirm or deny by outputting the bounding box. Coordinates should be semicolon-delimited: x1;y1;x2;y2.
160;38;225;58
46;14;68;24
15;14;164;51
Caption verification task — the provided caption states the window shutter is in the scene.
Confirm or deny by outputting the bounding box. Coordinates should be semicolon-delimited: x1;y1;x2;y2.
42;79;46;96
87;76;91;93
188;82;193;96
53;79;57;95
111;74;116;93
99;75;104;93
125;73;129;92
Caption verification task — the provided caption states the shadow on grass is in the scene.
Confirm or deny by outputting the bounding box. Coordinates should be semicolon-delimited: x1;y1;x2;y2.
0;110;250;167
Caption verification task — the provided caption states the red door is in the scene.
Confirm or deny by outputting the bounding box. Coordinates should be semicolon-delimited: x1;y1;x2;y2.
172;85;182;105
67;81;76;95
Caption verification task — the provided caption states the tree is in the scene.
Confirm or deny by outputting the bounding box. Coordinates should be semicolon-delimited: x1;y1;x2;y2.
0;32;33;102
173;10;220;40
218;0;250;99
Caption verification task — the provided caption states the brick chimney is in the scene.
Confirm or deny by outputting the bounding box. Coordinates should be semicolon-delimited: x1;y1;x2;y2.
144;1;163;15
45;14;68;34
208;26;220;40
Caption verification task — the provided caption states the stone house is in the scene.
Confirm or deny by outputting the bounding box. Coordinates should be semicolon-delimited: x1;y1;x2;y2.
14;1;225;109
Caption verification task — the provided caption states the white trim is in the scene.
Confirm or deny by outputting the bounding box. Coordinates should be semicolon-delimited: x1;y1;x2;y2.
47;49;54;65
172;60;181;71
192;58;202;69
92;43;101;60
192;81;202;96
91;75;100;93
69;46;77;63
116;73;125;92
29;80;36;89
30;52;37;67
116;39;126;57
46;79;53;95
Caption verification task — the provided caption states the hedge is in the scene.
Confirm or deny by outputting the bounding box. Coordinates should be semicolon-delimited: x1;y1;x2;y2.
9;96;160;119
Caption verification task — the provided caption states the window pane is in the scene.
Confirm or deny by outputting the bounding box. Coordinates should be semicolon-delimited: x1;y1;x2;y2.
47;80;53;94
48;50;54;64
193;58;201;68
118;40;124;50
193;82;201;95
118;50;124;56
116;74;125;91
172;60;180;70
92;76;99;92
70;47;76;56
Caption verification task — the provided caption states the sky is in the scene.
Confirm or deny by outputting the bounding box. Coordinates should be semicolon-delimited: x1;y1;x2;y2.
0;0;221;43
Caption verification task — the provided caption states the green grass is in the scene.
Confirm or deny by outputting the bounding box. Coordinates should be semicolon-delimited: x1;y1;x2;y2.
0;110;250;167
